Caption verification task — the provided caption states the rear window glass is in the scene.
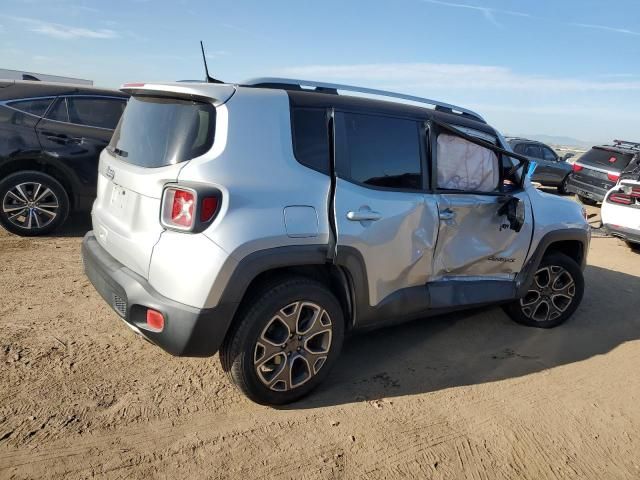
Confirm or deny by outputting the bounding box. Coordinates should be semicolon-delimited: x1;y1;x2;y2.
7;98;53;117
108;96;216;168
580;147;633;170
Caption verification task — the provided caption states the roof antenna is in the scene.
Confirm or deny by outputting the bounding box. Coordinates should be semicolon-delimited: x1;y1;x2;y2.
200;41;224;84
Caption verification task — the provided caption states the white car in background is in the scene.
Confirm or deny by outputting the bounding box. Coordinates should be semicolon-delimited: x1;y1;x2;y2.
602;179;640;250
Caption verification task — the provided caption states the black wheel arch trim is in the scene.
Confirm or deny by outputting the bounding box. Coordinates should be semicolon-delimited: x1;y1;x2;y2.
515;228;589;298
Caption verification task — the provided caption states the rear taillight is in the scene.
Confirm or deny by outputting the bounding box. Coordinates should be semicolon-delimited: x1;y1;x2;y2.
607;172;620;182
572;163;584;173
608;192;633;205
631;187;640;198
200;196;219;222
161;185;221;232
162;187;196;230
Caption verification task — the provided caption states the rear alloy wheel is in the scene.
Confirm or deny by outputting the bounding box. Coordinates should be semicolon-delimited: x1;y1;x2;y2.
503;253;584;328
0;171;69;236
221;277;344;405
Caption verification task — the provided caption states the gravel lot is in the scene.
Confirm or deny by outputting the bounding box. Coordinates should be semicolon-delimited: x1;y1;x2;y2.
1;204;639;479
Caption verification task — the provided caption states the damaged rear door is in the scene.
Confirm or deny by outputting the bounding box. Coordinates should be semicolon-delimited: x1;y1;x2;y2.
428;121;533;306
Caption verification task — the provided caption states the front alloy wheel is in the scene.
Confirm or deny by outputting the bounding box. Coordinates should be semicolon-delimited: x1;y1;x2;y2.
503;252;584;328
520;265;575;322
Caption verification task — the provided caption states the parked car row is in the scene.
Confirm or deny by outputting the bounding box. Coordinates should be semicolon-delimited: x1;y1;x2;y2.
0;80;128;235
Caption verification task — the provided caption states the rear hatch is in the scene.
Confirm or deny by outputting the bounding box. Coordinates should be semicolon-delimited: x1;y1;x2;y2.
91;83;235;278
572;146;634;188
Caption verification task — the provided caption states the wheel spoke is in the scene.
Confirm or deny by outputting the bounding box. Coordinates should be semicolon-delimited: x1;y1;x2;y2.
34;206;57;218
34;186;52;203
14;184;30;202
31;183;42;202
6;191;27;204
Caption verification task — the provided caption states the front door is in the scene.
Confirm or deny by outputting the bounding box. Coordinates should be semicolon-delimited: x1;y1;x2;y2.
430;126;533;285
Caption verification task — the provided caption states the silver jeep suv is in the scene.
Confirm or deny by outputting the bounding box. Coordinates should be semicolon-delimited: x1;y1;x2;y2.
82;78;590;405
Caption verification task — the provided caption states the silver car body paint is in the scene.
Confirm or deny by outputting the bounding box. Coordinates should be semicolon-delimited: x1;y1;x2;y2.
333;178;439;306
431;191;534;279
90;81;588;313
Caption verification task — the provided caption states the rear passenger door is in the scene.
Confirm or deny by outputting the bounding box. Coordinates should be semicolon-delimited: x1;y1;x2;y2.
36;95;126;189
333;111;439;310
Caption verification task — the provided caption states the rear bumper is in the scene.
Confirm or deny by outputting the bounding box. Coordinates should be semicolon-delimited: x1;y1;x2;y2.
604;224;640;245
81;232;237;357
565;177;608;202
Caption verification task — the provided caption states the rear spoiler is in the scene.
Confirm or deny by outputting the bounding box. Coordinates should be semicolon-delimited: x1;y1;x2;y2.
120;82;236;106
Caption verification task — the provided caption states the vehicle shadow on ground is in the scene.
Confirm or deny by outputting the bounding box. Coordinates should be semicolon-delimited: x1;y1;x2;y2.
285;265;640;409
48;213;92;238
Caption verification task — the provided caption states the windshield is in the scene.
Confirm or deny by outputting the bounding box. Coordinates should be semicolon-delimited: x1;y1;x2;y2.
108;96;216;168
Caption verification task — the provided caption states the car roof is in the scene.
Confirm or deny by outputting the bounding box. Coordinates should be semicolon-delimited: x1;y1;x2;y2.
592;144;639;156
0;80;128;101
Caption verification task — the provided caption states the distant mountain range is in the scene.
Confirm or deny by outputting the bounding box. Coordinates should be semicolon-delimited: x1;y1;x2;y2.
507;134;602;149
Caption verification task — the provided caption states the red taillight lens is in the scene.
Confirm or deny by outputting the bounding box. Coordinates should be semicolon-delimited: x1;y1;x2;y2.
572;163;583;173
631;187;640;198
608;192;632;205
607;172;620;182
200;197;218;222
162;188;196;230
146;309;164;331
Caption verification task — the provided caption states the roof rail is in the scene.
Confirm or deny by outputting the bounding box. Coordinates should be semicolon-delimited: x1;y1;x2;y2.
613;139;640;150
242;77;486;123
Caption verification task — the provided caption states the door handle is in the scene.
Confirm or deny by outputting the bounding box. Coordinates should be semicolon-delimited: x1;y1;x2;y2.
346;210;382;222
439;209;456;221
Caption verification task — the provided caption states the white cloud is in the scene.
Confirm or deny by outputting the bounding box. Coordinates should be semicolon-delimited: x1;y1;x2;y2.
422;0;530;26
1;15;118;39
30;23;117;39
277;63;640;92
571;23;640;36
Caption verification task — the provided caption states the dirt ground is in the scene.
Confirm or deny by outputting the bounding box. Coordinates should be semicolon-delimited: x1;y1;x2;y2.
1;205;639;479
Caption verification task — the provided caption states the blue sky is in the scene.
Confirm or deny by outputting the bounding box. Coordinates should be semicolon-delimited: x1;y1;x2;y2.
1;0;639;142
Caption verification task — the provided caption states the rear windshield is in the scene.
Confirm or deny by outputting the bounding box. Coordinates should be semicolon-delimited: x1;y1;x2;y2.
108;96;216;168
579;147;633;171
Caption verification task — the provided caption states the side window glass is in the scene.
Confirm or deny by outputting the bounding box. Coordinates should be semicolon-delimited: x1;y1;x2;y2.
292;108;329;173
6;98;53;117
45;97;69;123
337;112;422;190
66;97;126;129
541;146;557;161
524;144;542;158
513;143;526;154
436;133;499;192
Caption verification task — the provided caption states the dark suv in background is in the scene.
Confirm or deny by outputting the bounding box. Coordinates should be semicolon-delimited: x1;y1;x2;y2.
506;138;573;193
566;140;640;204
0;80;128;236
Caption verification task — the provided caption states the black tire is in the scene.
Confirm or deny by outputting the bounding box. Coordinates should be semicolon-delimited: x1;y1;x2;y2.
0;171;70;236
626;241;640;252
578;195;598;206
503;253;584;328
220;276;345;405
557;176;569;195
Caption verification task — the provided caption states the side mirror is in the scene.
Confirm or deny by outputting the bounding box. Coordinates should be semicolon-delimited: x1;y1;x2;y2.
498;196;525;232
562;153;574;161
